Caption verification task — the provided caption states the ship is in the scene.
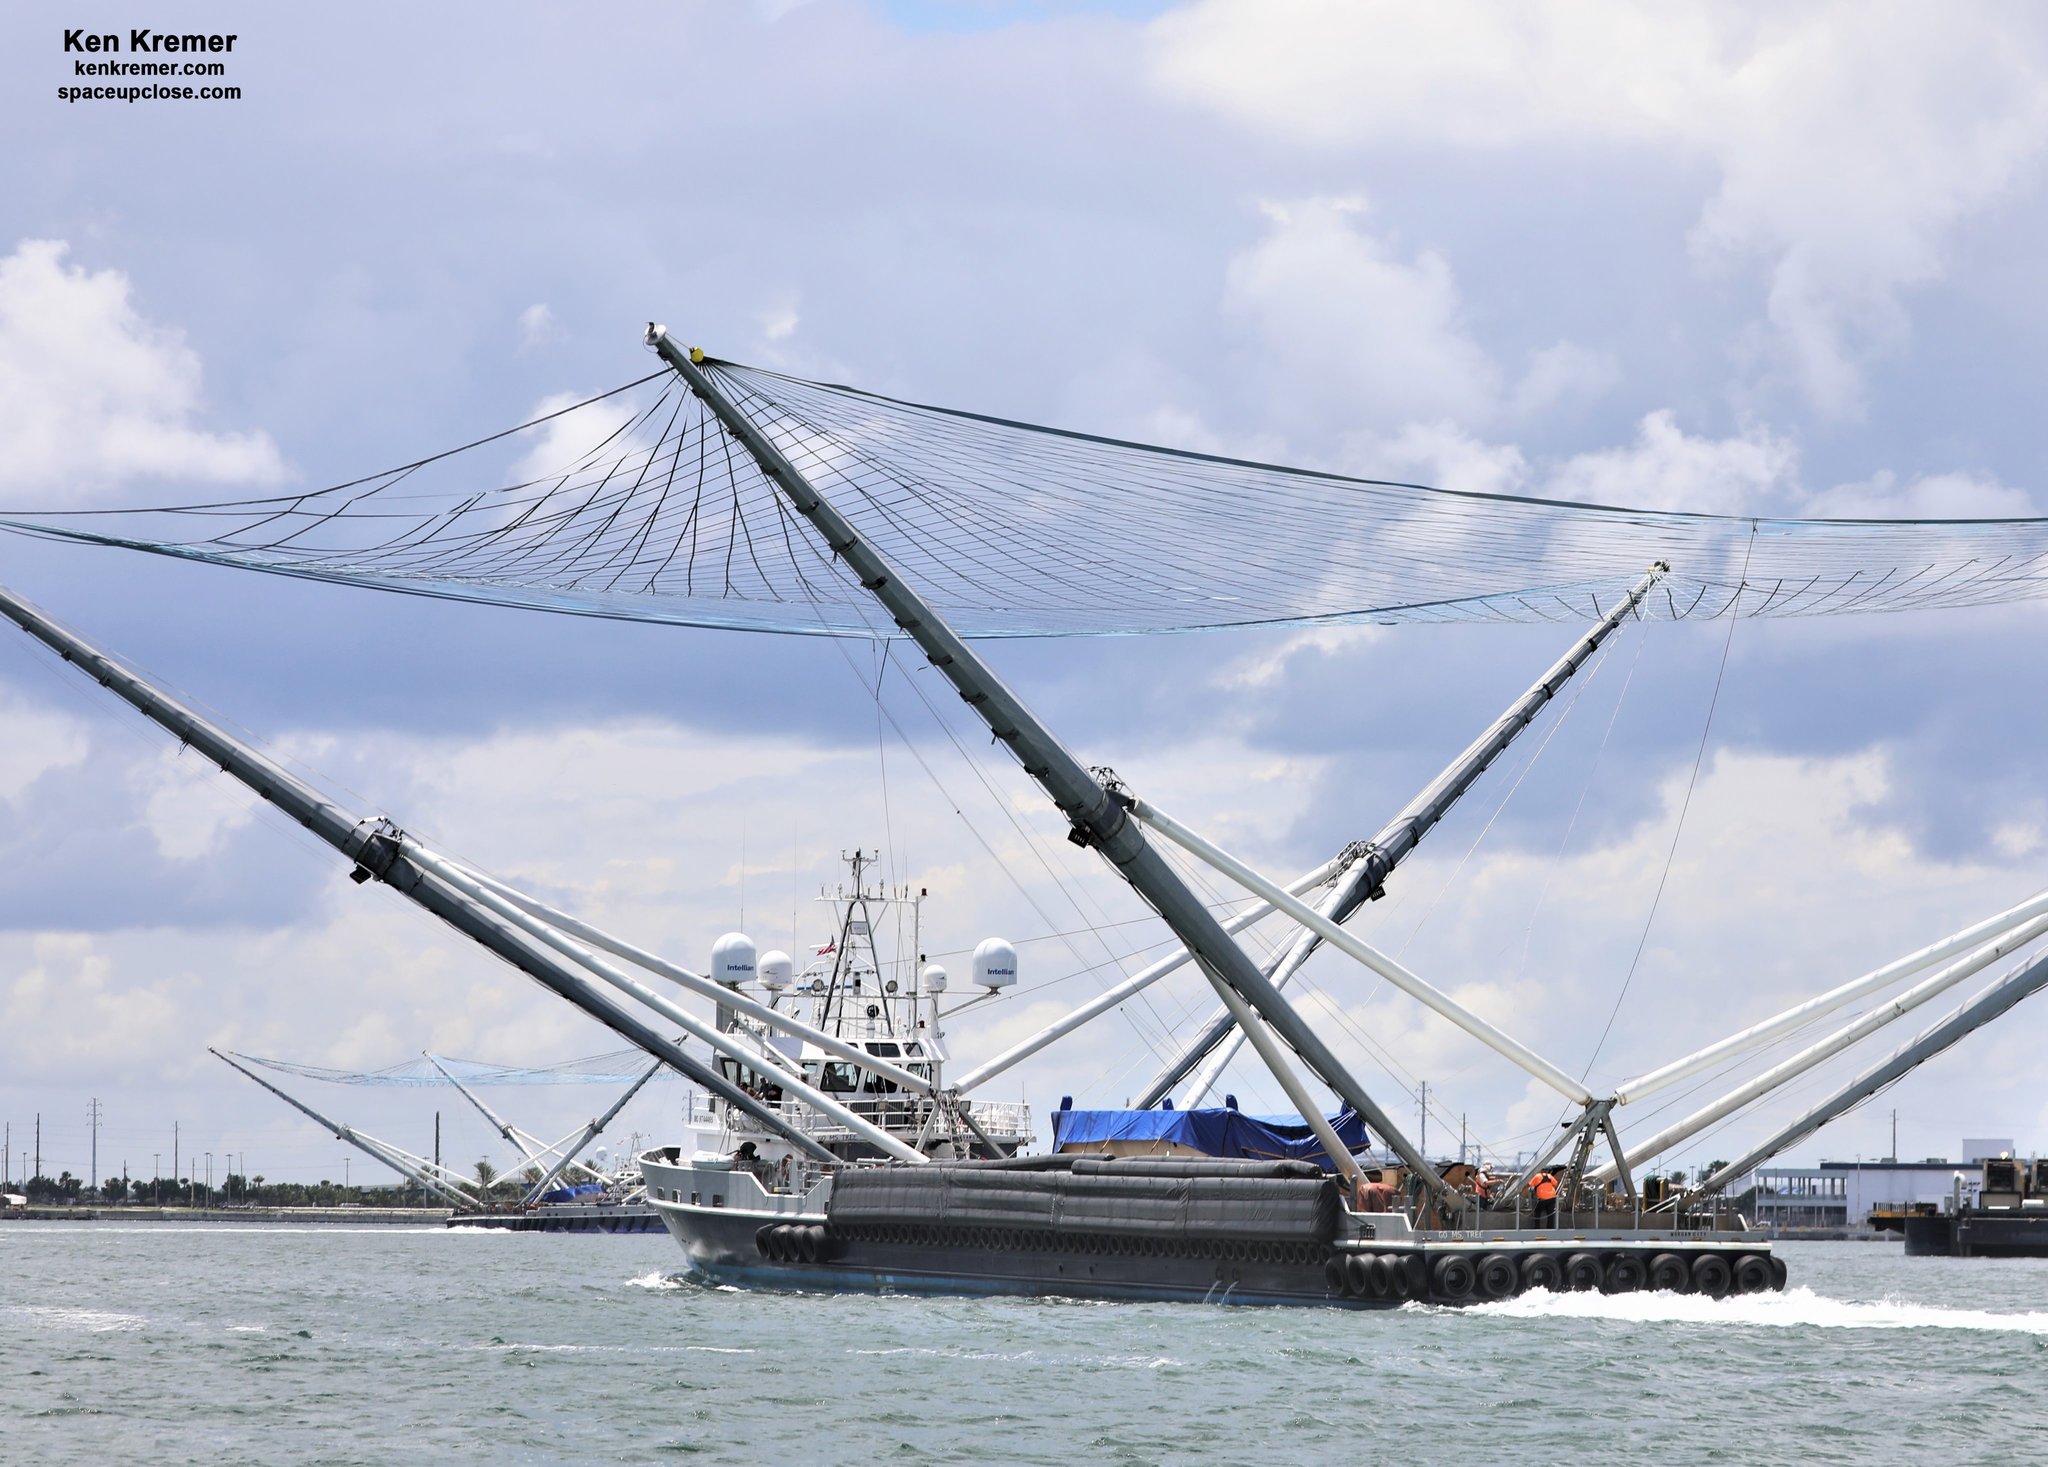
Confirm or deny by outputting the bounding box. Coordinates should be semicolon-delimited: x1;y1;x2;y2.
211;1047;667;1232
636;854;1779;1307
6;325;2048;1306
1902;1154;2048;1257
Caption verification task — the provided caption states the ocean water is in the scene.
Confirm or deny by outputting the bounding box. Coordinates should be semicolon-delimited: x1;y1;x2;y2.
4;1227;2044;1465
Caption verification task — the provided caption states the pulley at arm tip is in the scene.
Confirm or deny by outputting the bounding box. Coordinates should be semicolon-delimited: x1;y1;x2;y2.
644;322;703;363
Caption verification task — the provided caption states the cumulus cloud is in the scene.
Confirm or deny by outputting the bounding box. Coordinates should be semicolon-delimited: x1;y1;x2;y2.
516;302;558;349
0;240;284;502
1151;1;2048;416
1222;198;1618;436
1342;420;1531;496
1223;197;1502;430
1338;410;1795;518
0;688;88;802
758;293;800;343
507;390;635;486
1508;341;1622;423
1544;409;1798;514
1802;469;2037;520
5;2;2045;1181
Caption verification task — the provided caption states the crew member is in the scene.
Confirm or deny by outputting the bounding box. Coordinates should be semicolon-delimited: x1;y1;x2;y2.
1352;1170;1397;1213
1532;1170;1559;1225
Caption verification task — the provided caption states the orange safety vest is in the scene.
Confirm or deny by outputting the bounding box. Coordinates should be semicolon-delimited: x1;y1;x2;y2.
1533;1173;1558;1202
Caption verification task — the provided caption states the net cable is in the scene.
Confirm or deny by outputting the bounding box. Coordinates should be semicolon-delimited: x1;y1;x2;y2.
7;355;2048;637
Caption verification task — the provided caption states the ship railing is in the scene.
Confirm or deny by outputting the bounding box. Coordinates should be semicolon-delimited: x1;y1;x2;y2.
1476;1188;1749;1235
688;1092;1034;1144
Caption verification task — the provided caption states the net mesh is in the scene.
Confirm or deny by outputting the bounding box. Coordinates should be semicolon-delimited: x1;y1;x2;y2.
230;1049;670;1087
8;354;2048;636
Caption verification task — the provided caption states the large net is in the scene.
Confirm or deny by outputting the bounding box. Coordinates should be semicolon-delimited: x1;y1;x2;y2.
230;1049;670;1087
8;354;2048;636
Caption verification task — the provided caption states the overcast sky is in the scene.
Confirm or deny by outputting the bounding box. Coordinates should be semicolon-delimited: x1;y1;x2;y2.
5;0;2048;1190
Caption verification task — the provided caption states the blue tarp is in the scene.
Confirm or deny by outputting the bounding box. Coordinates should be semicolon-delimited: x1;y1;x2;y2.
538;1182;605;1205
1050;1107;1372;1173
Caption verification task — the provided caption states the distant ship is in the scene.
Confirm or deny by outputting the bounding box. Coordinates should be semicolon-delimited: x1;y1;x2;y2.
1901;1155;2048;1257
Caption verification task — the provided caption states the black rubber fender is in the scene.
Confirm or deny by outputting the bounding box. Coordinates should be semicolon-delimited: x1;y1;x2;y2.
1379;1255;1410;1301
1519;1252;1562;1292
1768;1254;1789;1291
798;1225;822;1264
1691;1252;1733;1299
1561;1252;1603;1291
1647;1252;1691;1293
1402;1253;1429;1298
754;1225;777;1259
1366;1254;1393;1299
1324;1256;1349;1296
1345;1252;1375;1297
1475;1253;1518;1300
1732;1253;1775;1295
1604;1253;1648;1294
1431;1253;1476;1302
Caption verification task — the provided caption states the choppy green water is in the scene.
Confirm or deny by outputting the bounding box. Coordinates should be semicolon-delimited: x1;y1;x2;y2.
4;1226;2043;1465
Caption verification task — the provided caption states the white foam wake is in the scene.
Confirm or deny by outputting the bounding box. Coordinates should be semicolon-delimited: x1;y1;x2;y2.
9;1304;147;1333
1454;1285;2048;1333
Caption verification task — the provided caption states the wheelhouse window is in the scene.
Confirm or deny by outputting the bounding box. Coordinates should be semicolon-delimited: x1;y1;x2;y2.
715;1056;785;1103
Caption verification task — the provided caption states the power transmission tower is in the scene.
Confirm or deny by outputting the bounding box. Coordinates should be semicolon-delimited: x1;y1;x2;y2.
86;1098;103;1190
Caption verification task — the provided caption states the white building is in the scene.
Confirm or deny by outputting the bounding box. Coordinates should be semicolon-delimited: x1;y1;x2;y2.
1742;1140;2015;1233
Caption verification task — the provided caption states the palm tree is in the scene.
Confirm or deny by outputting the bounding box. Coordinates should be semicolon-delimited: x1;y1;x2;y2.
474;1159;498;1191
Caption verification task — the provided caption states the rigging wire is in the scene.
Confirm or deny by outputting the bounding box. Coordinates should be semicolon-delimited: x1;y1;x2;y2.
1507;620;1648;981
1580;523;1759;1081
1199;629;1622;1157
1391;630;1615;959
782;531;1197;1063
872;639;902;890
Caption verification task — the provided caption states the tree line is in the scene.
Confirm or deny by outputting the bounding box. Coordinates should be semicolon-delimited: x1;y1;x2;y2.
9;1162;549;1208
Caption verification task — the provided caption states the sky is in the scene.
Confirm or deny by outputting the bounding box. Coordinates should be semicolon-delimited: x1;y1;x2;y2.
4;0;2048;1192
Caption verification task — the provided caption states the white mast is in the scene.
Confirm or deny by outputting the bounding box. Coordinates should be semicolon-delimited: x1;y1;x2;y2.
402;844;930;1163
438;853;938;1096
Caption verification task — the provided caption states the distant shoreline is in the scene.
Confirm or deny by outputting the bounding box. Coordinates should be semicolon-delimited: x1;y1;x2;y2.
1;1204;452;1226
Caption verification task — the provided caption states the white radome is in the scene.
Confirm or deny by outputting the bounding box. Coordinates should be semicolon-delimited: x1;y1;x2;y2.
971;938;1018;990
710;931;757;987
